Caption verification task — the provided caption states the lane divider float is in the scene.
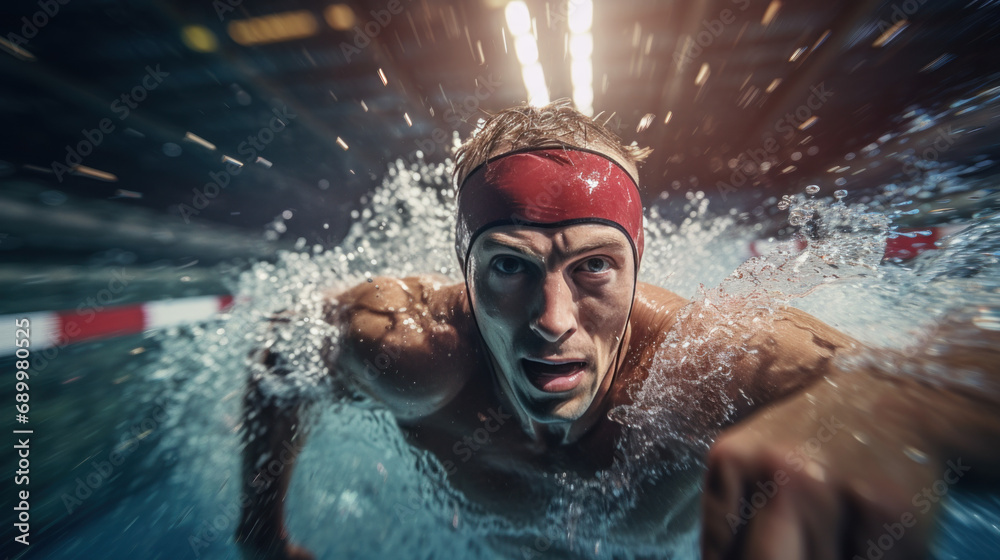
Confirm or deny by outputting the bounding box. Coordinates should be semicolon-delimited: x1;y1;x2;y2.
0;295;233;357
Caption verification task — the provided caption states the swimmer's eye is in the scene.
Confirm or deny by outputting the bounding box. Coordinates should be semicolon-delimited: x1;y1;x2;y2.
492;256;526;275
580;257;611;274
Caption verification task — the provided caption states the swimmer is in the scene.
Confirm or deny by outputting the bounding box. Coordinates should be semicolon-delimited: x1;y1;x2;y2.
236;100;1000;560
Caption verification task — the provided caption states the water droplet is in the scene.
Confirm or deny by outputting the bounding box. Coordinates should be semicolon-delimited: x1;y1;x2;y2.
805;185;820;195
789;209;809;226
834;189;848;200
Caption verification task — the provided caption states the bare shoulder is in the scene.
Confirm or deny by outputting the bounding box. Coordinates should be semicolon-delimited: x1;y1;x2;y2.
720;305;861;417
613;284;861;417
629;282;690;336
767;306;858;350
324;275;481;420
611;283;690;396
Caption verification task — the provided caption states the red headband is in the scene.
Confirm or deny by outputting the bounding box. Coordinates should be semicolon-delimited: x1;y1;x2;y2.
455;147;644;272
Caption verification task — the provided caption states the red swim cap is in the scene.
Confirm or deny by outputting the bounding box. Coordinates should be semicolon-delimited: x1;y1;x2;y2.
455;147;644;273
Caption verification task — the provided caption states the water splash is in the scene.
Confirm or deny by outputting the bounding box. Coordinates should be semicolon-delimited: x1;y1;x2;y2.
103;151;1000;560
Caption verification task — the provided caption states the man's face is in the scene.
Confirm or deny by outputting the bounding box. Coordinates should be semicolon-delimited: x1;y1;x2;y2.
468;223;636;424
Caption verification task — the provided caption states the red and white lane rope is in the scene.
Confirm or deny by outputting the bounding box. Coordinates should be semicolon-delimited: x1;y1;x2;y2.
747;225;965;260
0;295;233;357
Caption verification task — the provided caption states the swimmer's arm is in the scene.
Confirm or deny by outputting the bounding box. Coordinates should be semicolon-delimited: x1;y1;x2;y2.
824;316;1000;480
329;276;476;420
701;316;1000;560
724;306;860;419
235;349;314;560
632;289;857;422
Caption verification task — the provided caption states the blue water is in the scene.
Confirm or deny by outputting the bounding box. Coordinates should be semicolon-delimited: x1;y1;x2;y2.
11;110;1000;558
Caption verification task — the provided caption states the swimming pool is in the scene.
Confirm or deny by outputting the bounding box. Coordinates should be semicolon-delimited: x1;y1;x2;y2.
3;0;1000;558
6;147;999;558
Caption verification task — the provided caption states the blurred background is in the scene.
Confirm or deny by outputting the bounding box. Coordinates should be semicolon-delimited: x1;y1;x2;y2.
1;0;999;558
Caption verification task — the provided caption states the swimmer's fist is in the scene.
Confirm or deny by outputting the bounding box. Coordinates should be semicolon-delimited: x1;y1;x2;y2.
236;534;315;560
236;520;315;560
700;374;942;560
281;543;315;560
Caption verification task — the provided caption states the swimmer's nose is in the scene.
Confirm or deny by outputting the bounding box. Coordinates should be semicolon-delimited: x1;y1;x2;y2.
530;272;577;343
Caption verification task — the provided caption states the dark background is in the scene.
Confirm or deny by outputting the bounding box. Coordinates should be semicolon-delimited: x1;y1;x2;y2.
2;0;999;276
2;1;1000;557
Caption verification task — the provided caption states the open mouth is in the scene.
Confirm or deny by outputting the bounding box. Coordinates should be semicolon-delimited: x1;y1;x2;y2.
521;358;588;392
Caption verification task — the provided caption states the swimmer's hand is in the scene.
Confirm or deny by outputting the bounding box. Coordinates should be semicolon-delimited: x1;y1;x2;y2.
700;318;1000;560
700;373;943;560
235;529;315;560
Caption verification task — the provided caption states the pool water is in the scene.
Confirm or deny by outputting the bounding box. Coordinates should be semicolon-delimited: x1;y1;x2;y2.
12;138;998;559
7;96;1000;558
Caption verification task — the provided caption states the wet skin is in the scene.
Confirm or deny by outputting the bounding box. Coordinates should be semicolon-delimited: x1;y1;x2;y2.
236;224;1000;560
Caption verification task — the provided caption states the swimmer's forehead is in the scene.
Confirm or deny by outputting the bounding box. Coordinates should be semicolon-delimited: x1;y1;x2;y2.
472;224;632;262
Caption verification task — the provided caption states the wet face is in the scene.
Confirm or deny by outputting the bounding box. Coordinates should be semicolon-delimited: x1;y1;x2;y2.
467;224;636;424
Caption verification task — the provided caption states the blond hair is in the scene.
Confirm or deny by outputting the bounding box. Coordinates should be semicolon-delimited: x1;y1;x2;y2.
453;99;651;188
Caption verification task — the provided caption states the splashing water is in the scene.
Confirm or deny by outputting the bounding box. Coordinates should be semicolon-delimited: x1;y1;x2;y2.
61;149;999;560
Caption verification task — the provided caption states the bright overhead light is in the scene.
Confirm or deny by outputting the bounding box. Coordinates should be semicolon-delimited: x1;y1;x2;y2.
569;33;593;59
571;57;592;87
505;1;532;36
568;0;593;33
515;34;539;64
324;4;356;30
567;0;594;117
227;10;319;46
181;25;218;53
522;62;549;106
573;85;594;110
